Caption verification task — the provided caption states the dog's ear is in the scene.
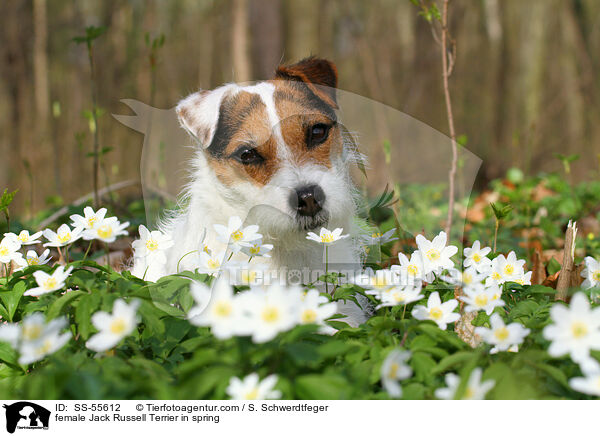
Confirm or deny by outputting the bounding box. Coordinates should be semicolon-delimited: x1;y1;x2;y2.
176;85;234;147
275;57;338;109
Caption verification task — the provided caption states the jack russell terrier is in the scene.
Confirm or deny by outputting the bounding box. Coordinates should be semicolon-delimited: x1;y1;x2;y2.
135;57;369;325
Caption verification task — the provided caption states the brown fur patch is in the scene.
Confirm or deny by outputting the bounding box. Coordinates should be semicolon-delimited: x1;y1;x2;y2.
205;77;340;187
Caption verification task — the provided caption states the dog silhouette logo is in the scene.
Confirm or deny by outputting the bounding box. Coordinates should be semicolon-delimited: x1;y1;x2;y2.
2;402;50;433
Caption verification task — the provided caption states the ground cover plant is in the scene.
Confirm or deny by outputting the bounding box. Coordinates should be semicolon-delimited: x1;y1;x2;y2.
1;169;600;400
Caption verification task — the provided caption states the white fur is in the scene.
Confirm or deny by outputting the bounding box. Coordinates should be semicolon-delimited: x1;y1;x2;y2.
145;82;369;326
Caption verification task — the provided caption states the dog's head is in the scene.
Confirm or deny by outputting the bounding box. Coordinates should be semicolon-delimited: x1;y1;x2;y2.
176;57;355;234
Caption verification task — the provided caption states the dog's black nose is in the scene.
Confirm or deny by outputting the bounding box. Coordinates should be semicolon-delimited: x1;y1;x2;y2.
290;185;325;217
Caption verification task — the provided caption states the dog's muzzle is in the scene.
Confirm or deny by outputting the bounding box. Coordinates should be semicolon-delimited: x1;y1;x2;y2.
289;185;328;230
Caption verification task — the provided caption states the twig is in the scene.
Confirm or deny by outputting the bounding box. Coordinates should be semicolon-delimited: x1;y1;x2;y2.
441;0;459;237
556;220;577;302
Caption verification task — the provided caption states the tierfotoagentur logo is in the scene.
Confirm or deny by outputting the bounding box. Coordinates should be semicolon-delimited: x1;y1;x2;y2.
2;402;50;434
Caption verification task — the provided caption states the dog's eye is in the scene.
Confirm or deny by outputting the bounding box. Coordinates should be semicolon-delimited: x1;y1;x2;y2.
231;146;264;165
307;123;330;148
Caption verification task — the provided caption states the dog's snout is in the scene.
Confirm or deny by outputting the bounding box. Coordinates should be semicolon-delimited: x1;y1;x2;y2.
290;185;325;217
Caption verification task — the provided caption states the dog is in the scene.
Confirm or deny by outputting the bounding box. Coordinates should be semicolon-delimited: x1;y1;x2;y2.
135;57;368;325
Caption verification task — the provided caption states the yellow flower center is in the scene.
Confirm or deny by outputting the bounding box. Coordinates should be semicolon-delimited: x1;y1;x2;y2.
463;387;475;399
87;216;98;228
231;230;244;241
23;325;42;341
301;309;317;324
321;234;335;243
494;327;510;341
0;246;8;256
43;277;58;290
429;307;443;320
261;306;280;324
110;318;127;335
207;259;220;270
97;225;113;239
426;249;441;261
407;265;419;276
593;271;600;282
372;232;382;238
491;272;501;280
146;238;159;251
474;294;489;307
503;265;515;276
462;272;473;284
571;322;588;339
213;301;232;318
393;292;406;302
18;232;29;242
515;278;525;285
388;362;399;379
472;253;482;263
57;232;71;244
37;339;53;355
244;388;259;400
27;257;39;265
249;246;260;255
491;293;500;300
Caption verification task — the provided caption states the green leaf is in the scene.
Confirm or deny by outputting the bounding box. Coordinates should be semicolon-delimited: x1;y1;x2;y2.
0;281;27;322
295;374;351;399
431;351;475;375
547;258;562;275
47;290;85;320
75;293;101;340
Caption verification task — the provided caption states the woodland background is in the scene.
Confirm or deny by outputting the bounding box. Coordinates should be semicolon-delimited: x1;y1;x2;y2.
1;0;599;216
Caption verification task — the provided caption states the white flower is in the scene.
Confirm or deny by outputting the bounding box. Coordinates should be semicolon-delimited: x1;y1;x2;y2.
241;284;299;343
306;227;349;245
543;293;600;366
380;349;412;398
70;206;107;231
18;317;71;365
441;266;487;287
459;284;505;315
376;286;424;310
214;216;262;252
198;250;226;275
0;313;71;365
226;373;281;400
5;230;43;246
435;368;495;400
131;225;174;264
24;266;73;297
43;224;83;247
474;313;530;352
188;278;247;340
463;240;492;272
415;231;458;275
352;268;400;295
86;299;140;352
581;257;600;289
486;251;526;286
83;216;129;243
392;251;433;285
297;289;337;333
569;368;600;397
363;229;398;245
24;249;52;267
241;239;273;258
0;236;23;265
411;291;460;330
